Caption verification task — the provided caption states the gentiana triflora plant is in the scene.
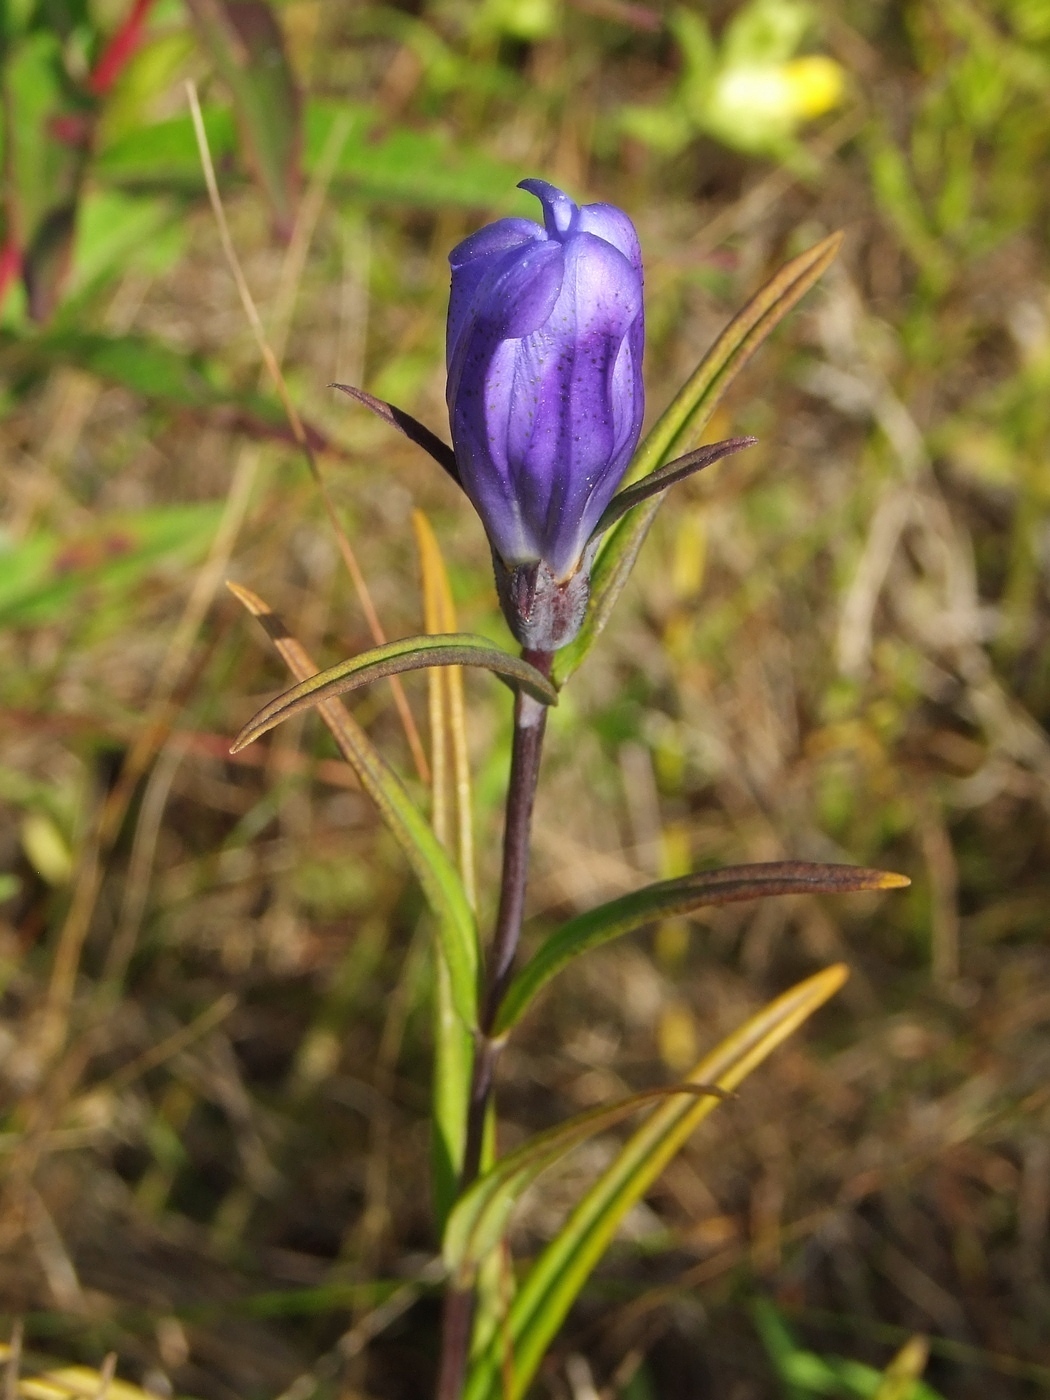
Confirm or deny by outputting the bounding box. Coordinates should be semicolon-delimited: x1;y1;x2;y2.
230;179;908;1400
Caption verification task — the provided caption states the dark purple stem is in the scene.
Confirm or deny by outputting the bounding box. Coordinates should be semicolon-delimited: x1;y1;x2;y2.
435;648;553;1400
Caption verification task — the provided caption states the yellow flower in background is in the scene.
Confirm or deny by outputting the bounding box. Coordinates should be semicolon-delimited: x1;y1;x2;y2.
619;0;847;163
782;53;847;119
707;53;845;146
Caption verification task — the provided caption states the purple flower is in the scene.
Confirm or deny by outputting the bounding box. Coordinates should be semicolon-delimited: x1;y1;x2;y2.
446;179;644;648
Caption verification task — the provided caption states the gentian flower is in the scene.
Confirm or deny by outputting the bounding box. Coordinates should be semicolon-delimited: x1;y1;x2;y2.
446;178;645;650
334;178;751;654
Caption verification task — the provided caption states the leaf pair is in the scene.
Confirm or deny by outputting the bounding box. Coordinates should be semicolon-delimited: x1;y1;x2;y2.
333;382;755;580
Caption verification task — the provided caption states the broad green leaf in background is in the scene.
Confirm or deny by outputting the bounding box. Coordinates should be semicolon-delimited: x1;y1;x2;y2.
95;99;523;211
230;634;558;754
443;1084;722;1283
305;101;523;209
553;230;843;687
184;0;302;238
228;583;479;1027
94;106;238;189
495;862;909;1035
0;504;222;629
0;328;340;453
464;965;850;1400
66;190;183;298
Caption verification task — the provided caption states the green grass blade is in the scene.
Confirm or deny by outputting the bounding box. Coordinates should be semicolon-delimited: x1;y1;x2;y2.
433;954;473;1226
228;583;478;1027
873;1337;936;1400
553;231;843;687
230;634;557;753
464;965;849;1400
496;863;907;1036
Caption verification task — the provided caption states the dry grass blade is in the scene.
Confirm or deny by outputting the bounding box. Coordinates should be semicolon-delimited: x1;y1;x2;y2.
185;80;429;783
414;510;476;1217
414;511;475;903
4;1323;22;1400
225;581;478;1024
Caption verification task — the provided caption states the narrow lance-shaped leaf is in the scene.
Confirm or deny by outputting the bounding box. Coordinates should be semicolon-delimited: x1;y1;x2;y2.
444;1083;725;1283
1;329;342;457
496;862;909;1036
591;435;757;540
553;231;843;687
227;582;478;1026
464;965;850;1400
231;633;557;754
333;383;461;486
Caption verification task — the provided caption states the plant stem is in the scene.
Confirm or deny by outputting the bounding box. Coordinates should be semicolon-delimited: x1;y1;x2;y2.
435;648;553;1400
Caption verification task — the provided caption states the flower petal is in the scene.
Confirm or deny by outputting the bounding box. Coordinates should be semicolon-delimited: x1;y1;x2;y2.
577;202;643;274
447;217;545;371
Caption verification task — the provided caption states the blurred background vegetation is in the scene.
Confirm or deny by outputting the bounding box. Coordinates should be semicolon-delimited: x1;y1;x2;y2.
1;0;1049;1395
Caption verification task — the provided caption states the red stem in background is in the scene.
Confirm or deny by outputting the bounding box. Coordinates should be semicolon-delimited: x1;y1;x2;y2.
0;239;21;311
87;0;159;96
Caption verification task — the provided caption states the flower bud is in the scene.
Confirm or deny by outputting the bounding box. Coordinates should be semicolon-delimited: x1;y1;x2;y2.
447;179;645;649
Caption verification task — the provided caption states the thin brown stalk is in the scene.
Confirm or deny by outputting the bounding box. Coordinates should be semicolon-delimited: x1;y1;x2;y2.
186;80;429;784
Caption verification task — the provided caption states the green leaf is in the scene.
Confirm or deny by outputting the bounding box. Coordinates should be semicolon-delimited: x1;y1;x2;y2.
444;1084;722;1283
96;99;523;210
0;504;222;629
433;952;474;1227
67;190;182;298
230;634;557;754
464;965;849;1400
0;328;340;453
94;106;238;188
873;1337;936;1400
228;583;479;1027
185;0;302;237
553;231;843;687
306;99;522;208
755;1302;942;1399
496;862;908;1035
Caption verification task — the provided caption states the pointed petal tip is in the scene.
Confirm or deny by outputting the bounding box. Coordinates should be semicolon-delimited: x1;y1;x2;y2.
517;178;577;236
